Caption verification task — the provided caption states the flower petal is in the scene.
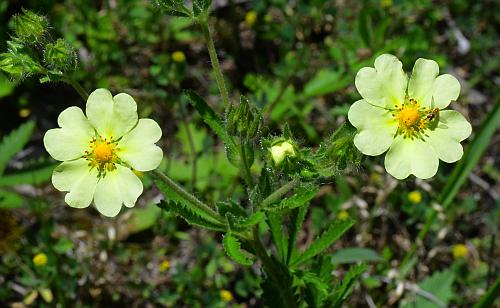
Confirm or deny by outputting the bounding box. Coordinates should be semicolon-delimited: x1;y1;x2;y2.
355;54;407;108
348;99;398;156
86;89;138;139
425;110;472;163
43;106;94;161
93;165;143;217
384;134;439;179
117;119;163;171
52;158;99;208
408;58;439;108
432;74;460;109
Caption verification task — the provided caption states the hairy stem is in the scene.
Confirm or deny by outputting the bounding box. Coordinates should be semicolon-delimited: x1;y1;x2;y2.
260;179;299;208
152;169;224;223
251;227;297;308
200;21;231;113
65;77;89;101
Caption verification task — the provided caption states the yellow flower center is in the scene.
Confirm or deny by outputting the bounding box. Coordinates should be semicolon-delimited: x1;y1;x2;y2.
393;97;438;138
84;136;118;177
398;105;420;127
93;143;113;163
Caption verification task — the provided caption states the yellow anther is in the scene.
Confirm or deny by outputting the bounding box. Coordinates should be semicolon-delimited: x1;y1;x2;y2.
398;105;420;127
93;143;113;163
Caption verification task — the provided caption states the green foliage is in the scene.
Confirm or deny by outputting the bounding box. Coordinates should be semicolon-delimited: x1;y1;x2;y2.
264;183;318;212
153;0;191;17
303;69;351;98
0;41;44;81
291;218;354;267
401;270;455;308
328;264;367;308
11;9;48;43
330;248;383;264
222;233;254;266
43;38;77;72
0;121;35;175
158;200;225;231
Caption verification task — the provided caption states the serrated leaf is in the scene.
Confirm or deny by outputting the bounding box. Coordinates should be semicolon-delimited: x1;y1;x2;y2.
222;233;254;265
291;218;354;267
330;247;383;264
327;264;366;308
264;183;318;212
158;200;225;231
156;179;223;226
226;211;265;231
287;204;309;263
267;213;287;262
184;90;240;166
0;121;35;175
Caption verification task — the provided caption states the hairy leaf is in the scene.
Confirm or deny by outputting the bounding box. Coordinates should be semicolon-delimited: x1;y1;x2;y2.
328;264;366;308
222;233;254;265
264;183;318;212
287;204;309;263
291;218;354;267
158;200;225;231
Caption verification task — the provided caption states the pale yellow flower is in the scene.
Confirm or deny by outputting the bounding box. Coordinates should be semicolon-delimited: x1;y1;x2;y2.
44;89;163;217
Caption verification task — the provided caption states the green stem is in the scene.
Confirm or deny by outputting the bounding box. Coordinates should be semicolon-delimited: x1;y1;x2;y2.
65;77;89;101
152;169;224;223
200;21;231;113
260;179;299;208
240;141;254;187
251;227;297;308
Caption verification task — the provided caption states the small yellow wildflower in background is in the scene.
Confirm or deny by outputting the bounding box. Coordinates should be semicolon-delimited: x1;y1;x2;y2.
452;244;468;259
245;10;257;27
408;191;422;204
19;108;31;118
337;210;350;220
159;259;170;272
171;51;186;63
33;252;48;267
220;289;234;302
380;0;393;8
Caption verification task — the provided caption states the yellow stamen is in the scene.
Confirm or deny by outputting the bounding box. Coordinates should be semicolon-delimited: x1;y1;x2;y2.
398;105;420;127
93;143;113;163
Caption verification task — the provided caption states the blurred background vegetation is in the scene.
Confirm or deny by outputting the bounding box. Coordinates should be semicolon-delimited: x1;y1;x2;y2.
0;0;498;307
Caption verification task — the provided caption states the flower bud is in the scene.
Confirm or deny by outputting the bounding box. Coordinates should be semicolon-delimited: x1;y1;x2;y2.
270;140;296;166
43;38;77;72
12;9;48;44
0;41;44;80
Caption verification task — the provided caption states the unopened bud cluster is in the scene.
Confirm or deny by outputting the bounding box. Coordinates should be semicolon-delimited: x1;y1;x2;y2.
226;96;262;140
0;9;78;81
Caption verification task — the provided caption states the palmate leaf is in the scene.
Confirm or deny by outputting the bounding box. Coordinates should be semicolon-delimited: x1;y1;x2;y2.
0;121;35;175
290;218;354;267
157;200;225;231
222;233;254;265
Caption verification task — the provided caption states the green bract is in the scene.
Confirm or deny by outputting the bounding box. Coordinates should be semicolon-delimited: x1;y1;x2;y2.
348;54;472;179
43;89;163;217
